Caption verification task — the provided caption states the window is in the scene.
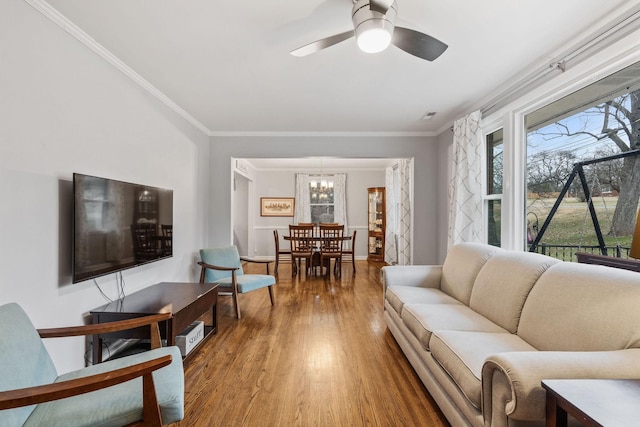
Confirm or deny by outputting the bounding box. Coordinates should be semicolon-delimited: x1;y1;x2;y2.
309;177;334;223
524;61;640;260
485;128;503;247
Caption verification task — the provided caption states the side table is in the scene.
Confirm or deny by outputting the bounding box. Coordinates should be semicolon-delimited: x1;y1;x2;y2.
542;379;640;427
91;282;218;363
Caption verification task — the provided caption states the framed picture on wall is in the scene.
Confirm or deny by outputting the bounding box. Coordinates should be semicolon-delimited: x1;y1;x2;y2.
260;197;295;217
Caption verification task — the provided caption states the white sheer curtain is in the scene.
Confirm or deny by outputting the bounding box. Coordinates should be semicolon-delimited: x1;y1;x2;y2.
384;167;397;264
448;110;484;248
294;173;311;224
385;159;412;265
332;173;348;231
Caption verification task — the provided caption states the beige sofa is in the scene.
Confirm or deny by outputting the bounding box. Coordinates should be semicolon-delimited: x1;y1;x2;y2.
382;242;640;427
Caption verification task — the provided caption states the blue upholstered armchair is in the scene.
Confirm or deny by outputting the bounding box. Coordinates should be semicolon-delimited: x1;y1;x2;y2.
199;245;276;319
0;303;184;427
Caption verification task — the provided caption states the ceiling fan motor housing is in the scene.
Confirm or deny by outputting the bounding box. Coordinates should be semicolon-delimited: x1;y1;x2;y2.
352;0;398;53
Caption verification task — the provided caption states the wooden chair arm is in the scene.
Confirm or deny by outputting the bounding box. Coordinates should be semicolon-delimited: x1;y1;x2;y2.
0;354;172;410
239;257;272;275
197;261;240;272
37;312;171;338
240;257;272;265
38;312;171;351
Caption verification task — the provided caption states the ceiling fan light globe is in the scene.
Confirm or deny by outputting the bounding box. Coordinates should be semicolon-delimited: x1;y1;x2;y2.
352;0;397;54
357;25;392;53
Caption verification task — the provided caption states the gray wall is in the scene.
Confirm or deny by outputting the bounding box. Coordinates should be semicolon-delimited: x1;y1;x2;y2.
248;167;385;260
209;136;440;264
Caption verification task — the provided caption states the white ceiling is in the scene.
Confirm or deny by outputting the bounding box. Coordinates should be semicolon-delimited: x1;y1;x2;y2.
44;0;635;135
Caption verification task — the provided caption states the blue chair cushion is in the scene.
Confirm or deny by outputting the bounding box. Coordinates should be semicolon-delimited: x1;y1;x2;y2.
215;274;276;294
23;346;184;427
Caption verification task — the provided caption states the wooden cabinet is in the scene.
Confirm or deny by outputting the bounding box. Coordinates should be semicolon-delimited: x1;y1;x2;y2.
367;187;385;262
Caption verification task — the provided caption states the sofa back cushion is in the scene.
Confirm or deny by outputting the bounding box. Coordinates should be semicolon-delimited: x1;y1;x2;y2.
440;243;501;305
518;262;640;351
469;251;559;333
0;303;58;426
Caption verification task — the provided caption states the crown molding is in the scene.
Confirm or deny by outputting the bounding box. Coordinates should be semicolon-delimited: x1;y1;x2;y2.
209;130;436;138
25;0;212;137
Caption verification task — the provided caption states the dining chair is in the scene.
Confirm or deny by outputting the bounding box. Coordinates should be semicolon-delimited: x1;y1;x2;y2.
340;229;357;273
289;224;315;277
297;222;318;239
198;246;275;319
319;224;344;276
273;229;291;274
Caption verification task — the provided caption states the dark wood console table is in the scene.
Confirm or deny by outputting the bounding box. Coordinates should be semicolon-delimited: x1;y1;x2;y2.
90;282;218;363
542;379;640;426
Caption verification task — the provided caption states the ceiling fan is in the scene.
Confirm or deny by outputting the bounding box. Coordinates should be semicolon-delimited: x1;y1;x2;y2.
290;0;448;62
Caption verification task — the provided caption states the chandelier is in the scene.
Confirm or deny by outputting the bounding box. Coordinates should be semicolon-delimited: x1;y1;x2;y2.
310;178;334;201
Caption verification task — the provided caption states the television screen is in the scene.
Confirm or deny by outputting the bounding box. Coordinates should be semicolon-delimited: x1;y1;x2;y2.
73;173;173;283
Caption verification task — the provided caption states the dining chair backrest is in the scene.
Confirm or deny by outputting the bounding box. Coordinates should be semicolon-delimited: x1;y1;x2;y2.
289;224;315;253
319;224;344;254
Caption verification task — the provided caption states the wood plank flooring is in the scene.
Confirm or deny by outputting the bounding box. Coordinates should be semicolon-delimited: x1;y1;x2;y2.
172;260;450;426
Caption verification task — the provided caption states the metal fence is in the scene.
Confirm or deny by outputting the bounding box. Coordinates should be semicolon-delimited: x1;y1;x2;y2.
529;243;631;262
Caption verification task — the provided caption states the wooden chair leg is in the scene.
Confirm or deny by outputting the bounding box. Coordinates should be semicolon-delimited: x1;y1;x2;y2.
275;254;279;274
233;293;241;319
268;285;275;305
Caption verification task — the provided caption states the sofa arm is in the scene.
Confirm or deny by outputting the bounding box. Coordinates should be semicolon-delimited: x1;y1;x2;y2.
481;349;640;426
381;265;443;291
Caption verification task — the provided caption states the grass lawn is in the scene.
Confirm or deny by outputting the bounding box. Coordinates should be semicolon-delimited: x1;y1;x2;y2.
527;196;633;247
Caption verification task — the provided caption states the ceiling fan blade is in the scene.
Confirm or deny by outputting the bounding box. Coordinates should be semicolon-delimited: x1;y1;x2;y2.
290;30;354;57
392;26;448;61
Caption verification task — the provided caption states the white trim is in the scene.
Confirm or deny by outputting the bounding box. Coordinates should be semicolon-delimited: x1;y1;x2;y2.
210;131;437;137
26;0;212;136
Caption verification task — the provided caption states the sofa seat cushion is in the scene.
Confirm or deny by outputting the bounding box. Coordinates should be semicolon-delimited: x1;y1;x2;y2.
24;346;184;427
430;331;537;410
386;286;462;315
401;304;508;351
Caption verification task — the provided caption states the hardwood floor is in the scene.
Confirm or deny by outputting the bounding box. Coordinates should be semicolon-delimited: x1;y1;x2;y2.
173;260;450;426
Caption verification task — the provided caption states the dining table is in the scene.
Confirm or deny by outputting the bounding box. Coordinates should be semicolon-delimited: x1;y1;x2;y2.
283;234;352;275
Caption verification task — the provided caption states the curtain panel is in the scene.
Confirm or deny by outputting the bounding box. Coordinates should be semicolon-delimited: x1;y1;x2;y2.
294;173;311;224
384;167;397;264
384;159;412;265
448;110;484;248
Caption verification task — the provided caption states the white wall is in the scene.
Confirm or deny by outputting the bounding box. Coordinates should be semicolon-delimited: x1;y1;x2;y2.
248;167;385;260
0;0;210;372
209;136;439;264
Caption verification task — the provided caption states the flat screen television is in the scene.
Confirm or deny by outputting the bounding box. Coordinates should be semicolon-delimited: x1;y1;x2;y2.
73;173;173;283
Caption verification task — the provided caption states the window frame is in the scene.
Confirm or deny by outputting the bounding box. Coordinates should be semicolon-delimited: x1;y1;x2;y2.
482;45;640;251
